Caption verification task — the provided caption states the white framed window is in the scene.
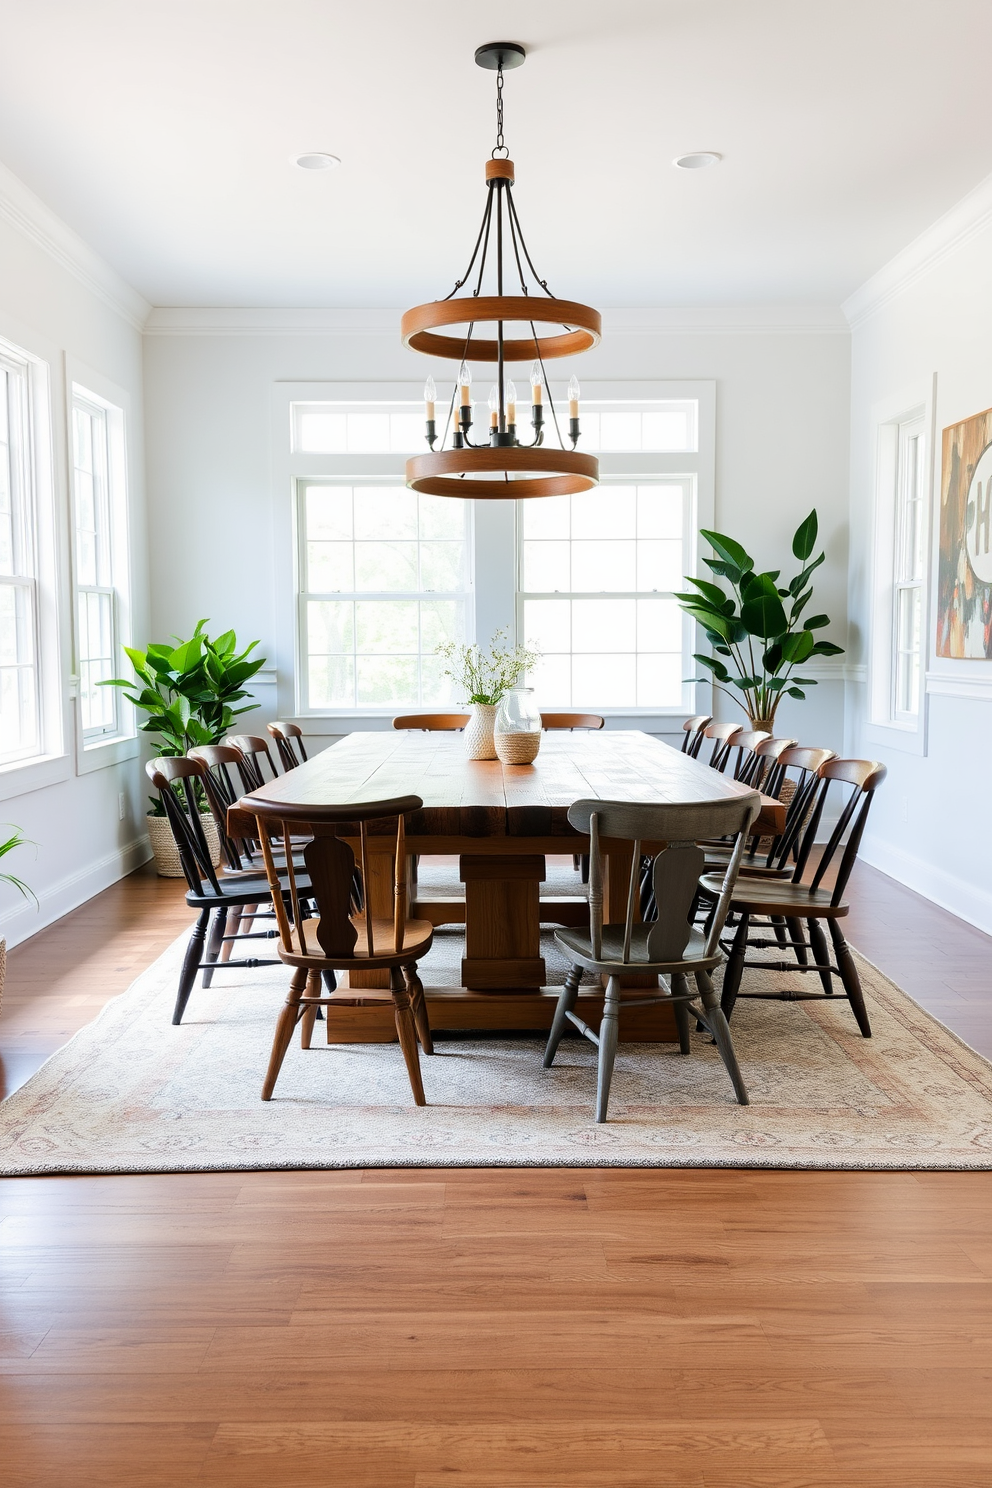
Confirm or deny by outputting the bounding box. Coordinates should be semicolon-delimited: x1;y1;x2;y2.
0;351;40;765
275;381;715;728
867;389;932;755
67;367;135;771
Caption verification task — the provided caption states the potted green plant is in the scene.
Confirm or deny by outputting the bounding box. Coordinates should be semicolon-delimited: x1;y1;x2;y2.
103;620;265;876
436;629;541;759
0;827;37;1012
675;509;844;731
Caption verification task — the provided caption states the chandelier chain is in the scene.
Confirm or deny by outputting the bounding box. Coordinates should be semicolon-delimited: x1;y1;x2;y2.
492;62;509;158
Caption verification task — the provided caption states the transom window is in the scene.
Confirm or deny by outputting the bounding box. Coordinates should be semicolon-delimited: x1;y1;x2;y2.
0;352;40;765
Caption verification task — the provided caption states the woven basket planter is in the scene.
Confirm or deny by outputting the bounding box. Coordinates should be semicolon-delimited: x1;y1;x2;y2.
147;813;221;879
494;730;541;765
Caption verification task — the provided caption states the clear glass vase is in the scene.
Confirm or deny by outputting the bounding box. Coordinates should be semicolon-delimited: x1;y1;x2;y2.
494;687;542;765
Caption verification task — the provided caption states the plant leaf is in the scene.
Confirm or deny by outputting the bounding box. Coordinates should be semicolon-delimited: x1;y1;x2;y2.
700;529;754;573
792;509;818;560
740;591;789;639
780;630;815;663
803;614;830;630
810;640;845;656
786;687;807;699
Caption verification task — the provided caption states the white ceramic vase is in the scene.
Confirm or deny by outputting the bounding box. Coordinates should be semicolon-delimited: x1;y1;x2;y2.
463;703;498;760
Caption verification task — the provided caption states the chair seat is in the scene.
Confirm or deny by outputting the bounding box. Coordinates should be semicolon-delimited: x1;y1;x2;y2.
699;872;848;918
555;923;723;976
277;915;434;969
703;849;790;879
185;872;314;909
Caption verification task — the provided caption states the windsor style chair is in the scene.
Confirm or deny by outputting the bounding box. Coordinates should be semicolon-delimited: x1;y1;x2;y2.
225;734;281;790
267;721;308;771
245;793;434;1104
703;721;745;773
544;791;762;1122
540;713;605;730
699;758;887;1036
392;714;470;731
680;715;713;758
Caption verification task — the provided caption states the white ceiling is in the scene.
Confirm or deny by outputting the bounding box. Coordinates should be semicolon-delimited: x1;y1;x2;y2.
1;0;991;309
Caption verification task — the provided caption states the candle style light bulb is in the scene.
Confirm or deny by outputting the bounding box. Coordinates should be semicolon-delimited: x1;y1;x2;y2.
506;379;517;424
488;385;499;427
458;362;472;406
568;375;581;418
530;362;543;403
424;375;436;421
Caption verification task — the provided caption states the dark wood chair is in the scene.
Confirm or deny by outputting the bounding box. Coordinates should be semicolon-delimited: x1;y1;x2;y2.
703;744;836;879
724;728;772;782
267;721;308;771
392;713;470;731
703;721;744;773
745;734;799;792
225;734;281;790
699;758;887;1037
544;790;762;1122
680;714;713;758
147;757;303;1025
245;793;435;1105
540;712;605;730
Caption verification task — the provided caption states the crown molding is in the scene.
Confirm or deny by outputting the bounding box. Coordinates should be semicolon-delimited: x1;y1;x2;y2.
843;170;992;331
143;303;850;337
0;159;149;332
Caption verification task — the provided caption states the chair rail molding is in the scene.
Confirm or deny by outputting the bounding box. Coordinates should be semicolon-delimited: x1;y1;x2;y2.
0;159;149;332
843;168;992;330
926;669;992;702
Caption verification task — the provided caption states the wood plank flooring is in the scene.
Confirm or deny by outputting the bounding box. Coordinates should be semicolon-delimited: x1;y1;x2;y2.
1;861;991;1486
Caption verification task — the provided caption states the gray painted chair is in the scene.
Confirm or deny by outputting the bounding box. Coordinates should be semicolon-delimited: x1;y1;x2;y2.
544;791;762;1122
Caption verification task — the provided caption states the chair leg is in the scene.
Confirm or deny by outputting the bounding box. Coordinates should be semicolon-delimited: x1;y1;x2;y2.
404;962;434;1055
200;905;228;989
262;967;307;1100
390;967;426;1106
173;909;209;1025
720;911;750;1022
544;964;581;1068
807;918;835;996
697;970;748;1105
595;976;621;1124
670;972;692;1055
300;969;322;1049
785;918;809;966
828;920;872;1038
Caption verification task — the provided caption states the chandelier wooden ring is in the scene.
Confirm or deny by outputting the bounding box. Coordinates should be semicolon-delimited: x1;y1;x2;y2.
406;447;599;501
401;296;601;363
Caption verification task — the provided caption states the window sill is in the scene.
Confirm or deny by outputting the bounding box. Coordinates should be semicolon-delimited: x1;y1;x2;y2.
76;733;140;776
0;750;72;802
863;718;928;757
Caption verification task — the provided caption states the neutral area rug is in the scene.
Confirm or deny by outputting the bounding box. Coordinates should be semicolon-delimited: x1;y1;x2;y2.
3;918;992;1175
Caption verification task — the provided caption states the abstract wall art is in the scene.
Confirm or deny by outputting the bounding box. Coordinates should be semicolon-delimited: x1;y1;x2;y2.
937;403;992;658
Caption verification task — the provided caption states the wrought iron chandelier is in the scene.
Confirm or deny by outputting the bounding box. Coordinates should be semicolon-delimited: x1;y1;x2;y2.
402;42;601;500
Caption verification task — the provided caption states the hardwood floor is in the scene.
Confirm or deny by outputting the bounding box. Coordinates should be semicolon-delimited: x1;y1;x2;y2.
1;861;991;1486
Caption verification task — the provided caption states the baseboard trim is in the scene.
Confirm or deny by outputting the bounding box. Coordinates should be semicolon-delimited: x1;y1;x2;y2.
860;833;992;938
0;834;153;949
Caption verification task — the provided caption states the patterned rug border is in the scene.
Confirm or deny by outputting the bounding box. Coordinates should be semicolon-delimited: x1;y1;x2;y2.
3;929;992;1177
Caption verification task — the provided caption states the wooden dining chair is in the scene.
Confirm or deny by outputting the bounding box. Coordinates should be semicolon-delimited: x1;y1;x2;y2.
246;793;435;1105
225;734;281;790
700;759;887;1038
540;712;605;730
392;713;470;731
745;735;798;792
725;729;772;782
267;721;308;771
703;721;744;773
147;757;300;1025
680;715;713;758
544;791;762;1122
700;743;835;881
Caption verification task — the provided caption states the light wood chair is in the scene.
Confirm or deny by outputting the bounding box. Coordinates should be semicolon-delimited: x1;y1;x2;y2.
147;757;297;1024
680;715;713;758
267;721;308;771
544;790;762;1122
246;793;434;1105
725;729;772;782
703;721;744;773
540;712;605;730
226;734;281;790
392;713;470;731
701;758;887;1037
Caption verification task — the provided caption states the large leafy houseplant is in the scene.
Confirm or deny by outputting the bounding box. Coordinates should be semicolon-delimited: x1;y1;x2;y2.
675;509;844;730
102;620;265;815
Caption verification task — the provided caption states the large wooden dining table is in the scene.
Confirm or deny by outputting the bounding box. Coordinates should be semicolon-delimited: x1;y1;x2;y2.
234;729;784;1044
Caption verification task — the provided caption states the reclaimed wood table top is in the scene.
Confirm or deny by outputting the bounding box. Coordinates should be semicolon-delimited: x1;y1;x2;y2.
237;730;785;839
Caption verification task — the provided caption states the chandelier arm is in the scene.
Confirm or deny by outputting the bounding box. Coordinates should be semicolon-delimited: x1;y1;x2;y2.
506;195;530;296
472;190;495;298
442;190;495;303
530;322;566;450
506;187;555;298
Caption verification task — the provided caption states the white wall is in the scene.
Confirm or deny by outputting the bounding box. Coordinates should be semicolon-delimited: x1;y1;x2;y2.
0;167;151;947
845;178;992;933
142;307;853;754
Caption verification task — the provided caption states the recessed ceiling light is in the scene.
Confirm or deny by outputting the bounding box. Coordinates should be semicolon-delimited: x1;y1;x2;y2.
673;152;722;170
294;152;341;171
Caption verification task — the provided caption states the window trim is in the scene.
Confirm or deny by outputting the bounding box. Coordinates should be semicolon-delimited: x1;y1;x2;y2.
272;380;715;733
865;380;935;757
65;358;138;776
